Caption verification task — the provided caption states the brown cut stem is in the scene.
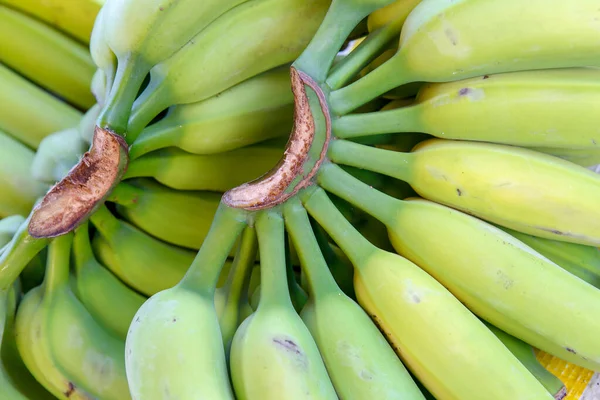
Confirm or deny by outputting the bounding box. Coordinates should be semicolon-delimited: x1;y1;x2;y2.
28;126;129;238
223;67;330;210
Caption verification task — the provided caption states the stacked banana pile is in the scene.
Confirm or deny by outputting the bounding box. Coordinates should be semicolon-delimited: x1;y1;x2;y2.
2;0;600;399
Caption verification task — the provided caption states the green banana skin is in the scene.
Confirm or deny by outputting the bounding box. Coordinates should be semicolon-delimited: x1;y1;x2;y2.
0;63;81;149
90;204;197;296
334;68;600;150
89;7;116;95
126;203;247;400
79;103;102;144
0;216;25;247
484;322;566;400
500;226;600;289
98;0;251;133
284;198;425;400
108;179;221;250
317;164;600;372
230;210;337;400
129;65;295;160
530;146;600;169
123;141;285;191
126;0;331;140
72;222;146;341
0;5;96;109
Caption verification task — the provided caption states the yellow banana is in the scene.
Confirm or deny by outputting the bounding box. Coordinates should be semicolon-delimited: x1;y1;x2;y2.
529;146;600;169
367;0;422;32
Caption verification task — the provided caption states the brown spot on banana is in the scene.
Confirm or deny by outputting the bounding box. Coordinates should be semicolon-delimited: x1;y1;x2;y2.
28;127;129;238
223;67;331;210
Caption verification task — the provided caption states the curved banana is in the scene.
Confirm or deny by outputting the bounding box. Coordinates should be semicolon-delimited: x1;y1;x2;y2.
529;146;600;169
128;65;294;160
31;127;88;184
329;138;600;246
0;0;103;44
89;7;116;93
72;222;146;341
125;0;331;140
0;63;81;149
0;5;96;109
367;0;422;32
284;198;425;400
331;0;600;115
230;210;337;400
108;179;221;249
302;185;552;400
334;68;600;150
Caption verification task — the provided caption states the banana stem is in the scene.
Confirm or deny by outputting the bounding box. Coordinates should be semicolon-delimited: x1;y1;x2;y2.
300;185;375;267
328;139;412;182
106;182;141;207
329;52;414;116
0;217;48;290
126;83;168;144
333;104;420;138
88;204;121;238
316;162;399;228
98;55;150;136
72;222;94;274
326;17;404;90
42;233;73;294
127;117;178;160
283;198;341;300
180;202;248;294
223;226;258;307
254;209;293;310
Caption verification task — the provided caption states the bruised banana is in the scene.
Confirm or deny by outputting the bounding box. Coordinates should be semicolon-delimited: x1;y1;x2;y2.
302;185;551;400
334;68;600;150
329;138;600;246
128;65;294;160
330;0;600;115
316;163;600;372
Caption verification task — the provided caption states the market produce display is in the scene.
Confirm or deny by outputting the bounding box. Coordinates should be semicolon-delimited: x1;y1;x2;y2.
1;0;600;399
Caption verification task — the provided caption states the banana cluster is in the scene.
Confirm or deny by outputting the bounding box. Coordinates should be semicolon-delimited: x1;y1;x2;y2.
2;0;600;399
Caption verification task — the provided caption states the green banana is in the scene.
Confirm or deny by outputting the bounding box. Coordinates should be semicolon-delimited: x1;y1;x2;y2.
0;63;82;149
72;222;146;341
89;204;197;296
301;184;552;400
0;5;96;109
0;216;25;247
126;203;247;399
330;0;600;115
79;104;102;144
317;163;600;372
500;226;600;289
125;0;331;141
284;198;425;400
484;322;567;400
123;141;285;191
0;131;48;218
91;69;108;108
31;126;88;185
230;209;337;400
15;233;129;400
89;7;116;93
329;138;600;246
334;68;600;150
98;0;252;133
367;0;422;32
128;65;294;160
0;0;103;44
529;146;600;169
108;179;221;250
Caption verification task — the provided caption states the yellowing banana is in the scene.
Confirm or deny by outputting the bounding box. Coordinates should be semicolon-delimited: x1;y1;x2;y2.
367;0;422;33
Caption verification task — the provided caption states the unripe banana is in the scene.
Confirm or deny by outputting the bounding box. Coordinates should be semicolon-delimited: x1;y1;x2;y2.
329;138;600;246
0;216;25;248
367;0;422;33
302;185;553;400
125;0;331;140
123;141;285;191
230;210;337;400
31;127;88;184
529;146;600;169
79;104;102;144
129;65;294;159
335;68;600;150
331;0;600;115
89;7;116;92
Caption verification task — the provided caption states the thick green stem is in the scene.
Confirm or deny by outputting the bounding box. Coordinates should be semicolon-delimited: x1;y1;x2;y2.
283;198;340;300
224;226;258;306
106;182;141;207
332;105;421;138
254;209;293;310
327;16;404;90
294;0;394;83
300;186;375;268
180;202;248;294
0;217;48;291
328;139;413;182
127;119;178;160
329;52;414;116
316;162;400;228
97;55;150;136
43;233;73;295
72;222;93;274
126;82;168;143
88;204;120;238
